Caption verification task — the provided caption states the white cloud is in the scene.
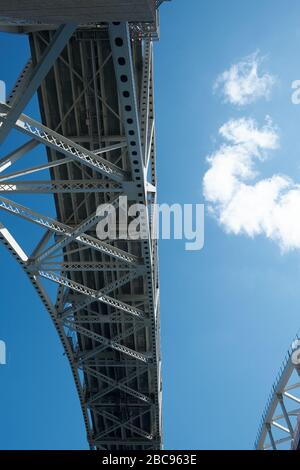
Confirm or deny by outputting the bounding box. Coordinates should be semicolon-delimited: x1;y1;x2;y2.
214;52;276;105
203;117;300;251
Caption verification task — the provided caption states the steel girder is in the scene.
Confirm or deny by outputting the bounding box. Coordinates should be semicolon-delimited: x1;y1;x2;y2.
0;21;162;450
255;335;300;450
0;24;78;145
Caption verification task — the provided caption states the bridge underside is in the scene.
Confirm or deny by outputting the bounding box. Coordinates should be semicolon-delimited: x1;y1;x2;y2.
0;18;162;450
0;0;156;23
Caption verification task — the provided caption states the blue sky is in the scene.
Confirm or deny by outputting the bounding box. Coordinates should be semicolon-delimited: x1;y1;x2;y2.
1;0;300;450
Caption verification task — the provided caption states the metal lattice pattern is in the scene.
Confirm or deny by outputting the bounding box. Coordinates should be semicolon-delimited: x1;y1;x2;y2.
0;21;162;450
255;336;300;450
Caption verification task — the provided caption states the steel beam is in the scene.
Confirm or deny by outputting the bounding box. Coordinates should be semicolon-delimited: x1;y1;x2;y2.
0;195;139;265
37;270;146;320
81;365;151;403
62;320;149;363
0;139;38;173
0;24;77;144
0;103;127;182
255;338;300;450
0;180;123;194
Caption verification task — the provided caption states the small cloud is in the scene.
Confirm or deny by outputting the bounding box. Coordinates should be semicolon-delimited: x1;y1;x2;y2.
219;116;279;150
214;52;276;106
203;117;300;252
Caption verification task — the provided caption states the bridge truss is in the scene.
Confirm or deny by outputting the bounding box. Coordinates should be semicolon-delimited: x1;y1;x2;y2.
255;336;300;450
0;19;162;450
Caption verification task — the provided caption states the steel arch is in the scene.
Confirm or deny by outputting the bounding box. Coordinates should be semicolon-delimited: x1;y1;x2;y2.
255;335;300;450
0;16;163;450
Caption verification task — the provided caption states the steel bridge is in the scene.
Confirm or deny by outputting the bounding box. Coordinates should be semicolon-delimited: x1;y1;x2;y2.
0;0;168;450
255;335;300;450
